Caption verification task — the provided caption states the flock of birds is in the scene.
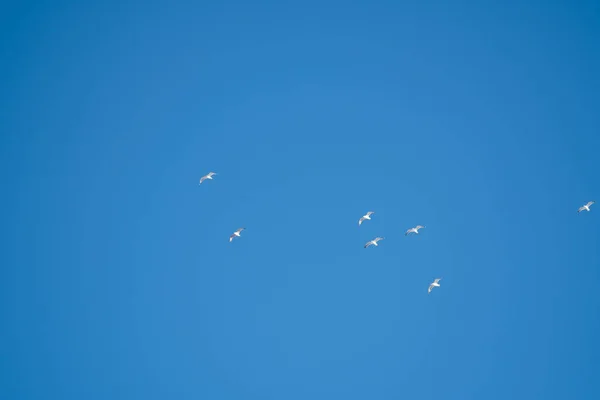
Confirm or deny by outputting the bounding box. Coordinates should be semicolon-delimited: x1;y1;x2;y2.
200;171;595;295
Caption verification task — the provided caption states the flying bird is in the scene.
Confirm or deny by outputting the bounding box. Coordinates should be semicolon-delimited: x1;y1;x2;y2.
358;211;375;226
405;225;426;236
229;228;245;242
364;237;384;248
199;172;217;184
578;201;595;213
428;278;441;294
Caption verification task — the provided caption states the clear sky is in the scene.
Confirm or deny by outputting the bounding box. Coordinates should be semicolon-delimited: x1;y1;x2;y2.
1;1;599;399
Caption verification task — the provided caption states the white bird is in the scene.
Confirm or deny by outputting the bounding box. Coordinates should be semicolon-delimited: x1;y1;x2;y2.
229;228;245;242
364;237;384;248
199;172;217;184
578;201;595;213
405;225;425;236
359;211;375;226
428;278;441;294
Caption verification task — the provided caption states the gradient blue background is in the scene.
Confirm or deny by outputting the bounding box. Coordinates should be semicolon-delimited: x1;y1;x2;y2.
1;1;599;399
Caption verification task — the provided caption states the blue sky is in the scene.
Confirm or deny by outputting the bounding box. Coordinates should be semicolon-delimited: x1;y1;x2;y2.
1;1;599;399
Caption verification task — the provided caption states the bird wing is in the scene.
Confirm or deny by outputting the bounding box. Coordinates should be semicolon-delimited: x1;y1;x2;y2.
364;241;372;248
200;176;207;183
229;235;235;241
367;211;374;216
434;278;441;284
359;217;365;225
428;285;433;293
375;237;383;242
587;201;595;207
236;228;245;234
578;206;585;212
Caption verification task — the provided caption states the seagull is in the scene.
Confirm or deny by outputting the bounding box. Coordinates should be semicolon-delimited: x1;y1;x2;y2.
229;228;245;242
359;211;375;226
578;201;595;213
405;225;425;236
428;278;441;294
364;237;384;248
199;172;217;184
